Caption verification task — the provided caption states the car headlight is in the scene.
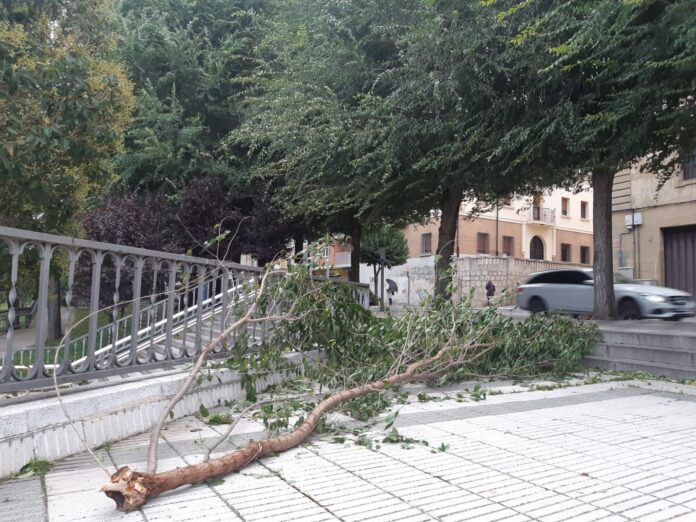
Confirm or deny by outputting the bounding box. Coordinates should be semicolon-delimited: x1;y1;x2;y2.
642;294;666;302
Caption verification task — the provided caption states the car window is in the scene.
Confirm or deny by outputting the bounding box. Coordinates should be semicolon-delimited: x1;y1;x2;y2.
566;271;591;284
552;271;581;284
584;271;634;284
526;270;591;284
526;272;552;284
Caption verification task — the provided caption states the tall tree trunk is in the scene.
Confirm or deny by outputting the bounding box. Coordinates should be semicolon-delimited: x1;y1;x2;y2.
592;169;617;320
349;219;362;283
373;265;379;297
434;186;463;300
46;273;62;341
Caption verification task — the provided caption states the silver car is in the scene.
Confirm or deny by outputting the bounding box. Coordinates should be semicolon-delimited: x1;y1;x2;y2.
517;268;695;320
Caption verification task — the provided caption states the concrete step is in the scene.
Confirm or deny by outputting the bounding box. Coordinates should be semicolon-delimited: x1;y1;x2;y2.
0;350;314;479
592;343;696;367
599;323;696;350
583;355;696;380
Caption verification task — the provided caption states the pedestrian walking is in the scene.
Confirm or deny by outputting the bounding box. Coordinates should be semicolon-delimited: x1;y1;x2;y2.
485;280;496;305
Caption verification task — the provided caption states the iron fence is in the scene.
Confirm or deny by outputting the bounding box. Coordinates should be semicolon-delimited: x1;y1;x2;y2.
0;226;370;393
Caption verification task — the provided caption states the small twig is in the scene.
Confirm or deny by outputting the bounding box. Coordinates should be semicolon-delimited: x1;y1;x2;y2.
203;393;318;461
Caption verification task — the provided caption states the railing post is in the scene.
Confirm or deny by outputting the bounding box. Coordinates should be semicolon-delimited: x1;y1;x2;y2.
105;255;122;368
195;266;206;353
145;261;159;363
33;243;54;378
164;262;177;360
220;269;230;350
1;241;20;382
180;264;192;355
208;270;217;348
127;257;144;366
86;251;104;371
57;249;78;375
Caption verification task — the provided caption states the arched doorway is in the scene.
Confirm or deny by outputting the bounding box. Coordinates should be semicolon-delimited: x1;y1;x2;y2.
530;236;544;260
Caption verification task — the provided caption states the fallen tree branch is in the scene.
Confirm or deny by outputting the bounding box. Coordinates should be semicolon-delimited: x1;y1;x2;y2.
101;342;493;511
144;267;282;474
202;393;318;462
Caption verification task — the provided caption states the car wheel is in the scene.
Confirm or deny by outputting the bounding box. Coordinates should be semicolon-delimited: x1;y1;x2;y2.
664;317;681;322
528;297;547;315
618;299;641;320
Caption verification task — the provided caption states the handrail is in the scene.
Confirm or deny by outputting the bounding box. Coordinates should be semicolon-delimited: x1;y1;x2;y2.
0;226;261;272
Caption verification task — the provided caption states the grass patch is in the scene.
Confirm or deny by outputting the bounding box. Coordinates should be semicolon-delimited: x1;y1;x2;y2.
14;459;52;479
206;414;233;425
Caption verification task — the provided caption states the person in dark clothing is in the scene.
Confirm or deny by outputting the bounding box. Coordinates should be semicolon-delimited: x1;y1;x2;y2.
485;280;496;305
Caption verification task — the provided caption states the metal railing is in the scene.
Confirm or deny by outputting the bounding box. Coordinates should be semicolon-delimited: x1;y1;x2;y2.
0;226;370;392
0;226;268;392
528;207;556;224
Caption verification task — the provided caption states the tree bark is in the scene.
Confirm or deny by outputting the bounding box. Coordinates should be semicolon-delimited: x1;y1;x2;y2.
101;341;493;512
46;273;62;341
592;169;617;320
349;219;362;283
434;186;463;300
373;265;379;297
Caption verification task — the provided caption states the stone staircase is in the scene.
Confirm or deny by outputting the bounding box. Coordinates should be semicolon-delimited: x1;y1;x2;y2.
583;321;696;379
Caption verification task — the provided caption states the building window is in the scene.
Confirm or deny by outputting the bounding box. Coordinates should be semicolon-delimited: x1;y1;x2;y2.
684;149;696;181
580;201;588;219
561;197;569;217
530;236;544;260
580;246;590;265
561;243;571;262
477;233;490;254
503;195;513;207
502;236;514;256
421;233;432;255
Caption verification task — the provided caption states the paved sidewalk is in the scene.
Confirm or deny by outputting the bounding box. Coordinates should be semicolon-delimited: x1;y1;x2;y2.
3;381;696;521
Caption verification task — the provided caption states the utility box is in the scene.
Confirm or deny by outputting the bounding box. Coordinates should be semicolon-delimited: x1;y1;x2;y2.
625;213;643;227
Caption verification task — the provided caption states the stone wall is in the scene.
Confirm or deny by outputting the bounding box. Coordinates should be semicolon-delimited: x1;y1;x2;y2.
363;256;584;307
454;256;585;307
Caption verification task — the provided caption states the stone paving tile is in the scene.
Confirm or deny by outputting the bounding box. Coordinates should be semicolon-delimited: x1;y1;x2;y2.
4;383;696;521
0;477;47;522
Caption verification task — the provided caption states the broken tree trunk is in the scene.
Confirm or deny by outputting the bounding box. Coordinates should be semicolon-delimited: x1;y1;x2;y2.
101;342;492;511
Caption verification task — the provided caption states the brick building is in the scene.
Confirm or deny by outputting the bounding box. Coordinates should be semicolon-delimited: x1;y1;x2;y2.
403;187;594;264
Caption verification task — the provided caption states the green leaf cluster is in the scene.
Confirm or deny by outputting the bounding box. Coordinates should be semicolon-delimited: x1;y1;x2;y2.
0;1;135;232
230;265;598;426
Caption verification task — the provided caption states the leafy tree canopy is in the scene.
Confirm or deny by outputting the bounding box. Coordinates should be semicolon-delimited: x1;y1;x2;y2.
361;225;408;270
228;0;425;232
114;0;267;193
486;0;696;318
0;0;135;233
83;176;291;263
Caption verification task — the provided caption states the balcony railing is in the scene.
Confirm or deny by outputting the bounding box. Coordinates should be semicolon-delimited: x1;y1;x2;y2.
528;207;556;224
0;226;369;392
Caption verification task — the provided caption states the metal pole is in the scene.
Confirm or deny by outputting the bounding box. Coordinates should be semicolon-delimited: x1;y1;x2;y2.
631;208;637;279
407;271;411;306
379;247;386;312
326;234;330;279
495;204;500;256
